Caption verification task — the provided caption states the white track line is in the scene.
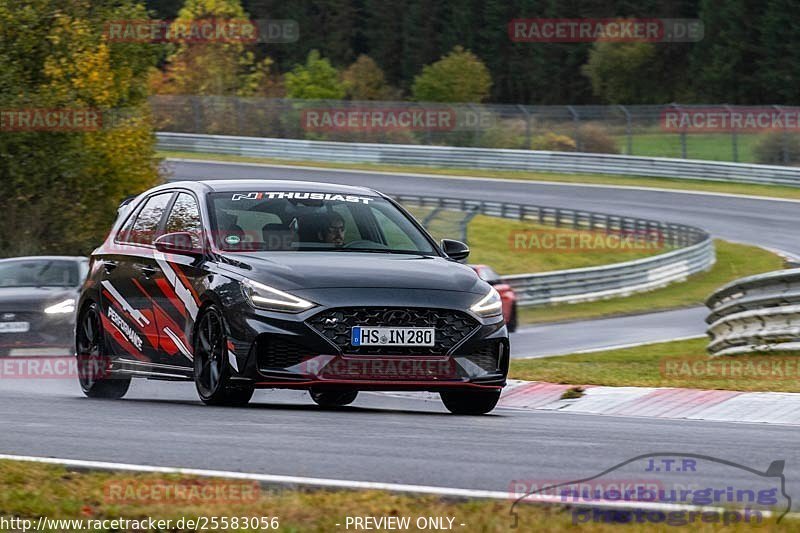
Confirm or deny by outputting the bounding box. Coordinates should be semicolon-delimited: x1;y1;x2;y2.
0;454;779;519
166;157;800;205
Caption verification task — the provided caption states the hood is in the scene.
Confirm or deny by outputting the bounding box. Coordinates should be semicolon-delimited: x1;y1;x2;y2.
0;286;78;312
217;251;486;293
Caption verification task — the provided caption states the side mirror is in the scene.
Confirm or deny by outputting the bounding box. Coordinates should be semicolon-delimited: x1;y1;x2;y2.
441;239;469;261
154;232;203;257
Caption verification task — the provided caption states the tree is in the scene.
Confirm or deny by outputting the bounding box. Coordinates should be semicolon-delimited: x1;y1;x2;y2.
342;55;396;100
581;42;669;104
411;46;492;103
154;0;272;96
0;0;159;257
284;50;346;99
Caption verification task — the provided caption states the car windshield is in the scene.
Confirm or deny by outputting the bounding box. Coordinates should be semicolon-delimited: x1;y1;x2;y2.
209;191;436;254
0;259;80;288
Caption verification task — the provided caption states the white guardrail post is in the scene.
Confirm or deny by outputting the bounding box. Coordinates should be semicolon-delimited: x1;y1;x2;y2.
706;270;800;356
157;132;800;186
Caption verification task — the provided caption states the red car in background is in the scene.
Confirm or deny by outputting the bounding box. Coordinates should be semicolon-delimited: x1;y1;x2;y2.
470;265;517;332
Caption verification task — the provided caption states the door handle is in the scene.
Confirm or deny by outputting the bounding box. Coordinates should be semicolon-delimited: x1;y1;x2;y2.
138;265;159;278
103;260;117;274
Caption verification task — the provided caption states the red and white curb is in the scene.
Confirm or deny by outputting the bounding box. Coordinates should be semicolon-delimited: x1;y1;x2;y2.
499;380;800;425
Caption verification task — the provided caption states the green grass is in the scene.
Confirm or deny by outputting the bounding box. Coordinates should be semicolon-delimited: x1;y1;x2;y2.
467;214;668;275
518;240;784;324
622;133;761;162
158;150;800;201
0;460;792;532
403;209;668;275
510;337;800;393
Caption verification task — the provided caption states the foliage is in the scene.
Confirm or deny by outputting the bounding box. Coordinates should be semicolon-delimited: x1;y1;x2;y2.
0;0;159;257
411;46;492;103
582;42;667;105
753;131;800;165
530;133;576;152
342;55;397;100
576;123;620;154
153;0;273;97
284;50;346;100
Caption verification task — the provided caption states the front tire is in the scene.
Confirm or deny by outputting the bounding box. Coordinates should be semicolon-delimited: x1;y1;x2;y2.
440;390;501;415
76;303;130;399
194;306;254;406
309;389;358;408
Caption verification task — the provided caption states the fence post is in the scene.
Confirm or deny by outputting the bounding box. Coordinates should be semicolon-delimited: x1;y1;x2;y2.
724;104;738;162
619;105;633;155
518;104;532;149
774;105;789;164
567;105;581;151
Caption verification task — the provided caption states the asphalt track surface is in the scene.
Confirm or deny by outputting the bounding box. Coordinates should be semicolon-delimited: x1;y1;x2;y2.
1;379;799;513
2;160;800;513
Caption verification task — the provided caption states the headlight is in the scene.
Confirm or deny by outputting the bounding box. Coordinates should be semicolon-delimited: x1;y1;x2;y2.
44;298;76;315
470;287;503;318
241;279;315;313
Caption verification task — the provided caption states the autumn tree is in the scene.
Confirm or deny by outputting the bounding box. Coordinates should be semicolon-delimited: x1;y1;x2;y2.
411;46;491;103
0;0;159;256
342;55;396;100
285;50;346;99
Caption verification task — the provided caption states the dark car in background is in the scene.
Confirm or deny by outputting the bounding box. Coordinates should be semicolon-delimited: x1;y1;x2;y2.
0;256;88;356
75;180;509;414
470;264;518;332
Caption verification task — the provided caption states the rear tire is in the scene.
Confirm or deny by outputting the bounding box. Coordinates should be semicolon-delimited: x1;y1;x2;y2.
310;389;358;408
76;303;130;399
440;390;501;415
193;306;254;407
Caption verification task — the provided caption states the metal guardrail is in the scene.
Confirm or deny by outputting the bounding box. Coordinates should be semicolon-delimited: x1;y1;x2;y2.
157;132;800;187
396;195;715;307
706;269;800;356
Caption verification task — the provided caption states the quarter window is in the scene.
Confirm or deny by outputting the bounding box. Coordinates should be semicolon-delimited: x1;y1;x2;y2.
165;193;202;247
119;193;172;245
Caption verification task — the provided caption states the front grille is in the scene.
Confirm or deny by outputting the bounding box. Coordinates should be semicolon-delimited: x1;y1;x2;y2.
256;336;308;369
307;307;479;355
464;341;501;372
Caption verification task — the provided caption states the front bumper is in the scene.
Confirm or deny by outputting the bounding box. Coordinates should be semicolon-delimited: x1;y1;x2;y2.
224;290;509;391
0;312;75;356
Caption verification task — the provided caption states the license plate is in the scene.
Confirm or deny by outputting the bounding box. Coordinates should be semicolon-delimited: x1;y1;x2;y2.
351;326;435;347
0;322;29;333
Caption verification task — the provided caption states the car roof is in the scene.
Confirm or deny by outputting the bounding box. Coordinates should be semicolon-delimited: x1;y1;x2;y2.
164;179;383;197
0;256;87;263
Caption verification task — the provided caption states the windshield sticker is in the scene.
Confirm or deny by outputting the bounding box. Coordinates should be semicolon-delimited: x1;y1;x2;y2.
230;191;372;204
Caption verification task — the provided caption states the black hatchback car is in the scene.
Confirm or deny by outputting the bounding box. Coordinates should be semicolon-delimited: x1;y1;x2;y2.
76;180;509;414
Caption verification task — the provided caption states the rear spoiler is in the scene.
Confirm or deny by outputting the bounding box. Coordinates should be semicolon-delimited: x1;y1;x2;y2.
117;194;139;219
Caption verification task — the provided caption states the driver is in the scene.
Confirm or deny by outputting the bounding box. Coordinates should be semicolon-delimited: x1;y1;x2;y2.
318;212;346;247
